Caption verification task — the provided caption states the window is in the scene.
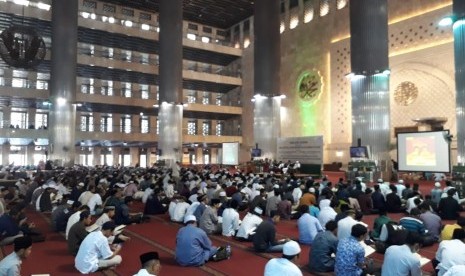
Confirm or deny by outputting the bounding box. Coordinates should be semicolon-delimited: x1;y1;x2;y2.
304;1;314;23
216;121;224;136
202;93;210;105
140;84;149;99
121;116;131;133
11;111;27;128
12;78;27;88
187;120;197;135
0;111;3;128
80;114;94;132
141;117;149;133
337;0;347;9
100;116;112;132
35;113;48;129
215;96;222;106
187;92;197;104
156;118;159;134
123;82;132;98
36;80;48;90
202;121;210;136
320;0;330;17
139;154;147;168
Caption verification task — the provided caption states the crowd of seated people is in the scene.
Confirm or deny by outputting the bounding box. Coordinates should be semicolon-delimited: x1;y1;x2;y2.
1;163;465;275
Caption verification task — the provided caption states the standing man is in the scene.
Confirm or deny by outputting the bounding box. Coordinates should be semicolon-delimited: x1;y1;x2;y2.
264;240;302;276
0;236;32;275
134;251;161;276
75;221;122;274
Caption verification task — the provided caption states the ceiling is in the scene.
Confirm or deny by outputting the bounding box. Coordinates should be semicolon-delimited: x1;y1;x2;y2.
98;0;254;29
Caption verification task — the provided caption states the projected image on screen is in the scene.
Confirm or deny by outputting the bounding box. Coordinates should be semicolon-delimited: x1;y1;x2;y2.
397;131;450;173
406;136;436;166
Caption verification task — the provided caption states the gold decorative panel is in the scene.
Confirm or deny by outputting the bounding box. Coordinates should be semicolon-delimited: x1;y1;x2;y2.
394;81;419;106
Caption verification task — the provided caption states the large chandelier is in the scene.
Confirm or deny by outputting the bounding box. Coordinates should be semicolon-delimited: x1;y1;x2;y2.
0;25;46;69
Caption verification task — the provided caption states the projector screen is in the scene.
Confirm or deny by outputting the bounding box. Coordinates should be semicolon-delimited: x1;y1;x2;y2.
397;131;450;173
222;142;239;165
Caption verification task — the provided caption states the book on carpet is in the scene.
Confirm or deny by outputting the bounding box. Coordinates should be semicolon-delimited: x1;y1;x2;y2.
359;241;375;257
414;253;430;267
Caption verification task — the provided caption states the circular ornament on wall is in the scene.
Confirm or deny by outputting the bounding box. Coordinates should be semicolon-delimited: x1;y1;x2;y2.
296;70;323;104
394;81;419;106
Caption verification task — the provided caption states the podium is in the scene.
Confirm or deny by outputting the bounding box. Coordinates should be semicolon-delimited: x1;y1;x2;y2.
346;160;380;183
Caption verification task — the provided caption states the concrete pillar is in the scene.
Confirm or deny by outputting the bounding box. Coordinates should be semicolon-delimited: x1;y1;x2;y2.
253;0;281;160
2;143;9;165
93;146;101;166
49;0;78;167
27;108;36;129
158;0;183;165
350;0;390;176
130;147;139;166
26;143;34;165
3;106;11;128
112;147;121;166
454;0;465;164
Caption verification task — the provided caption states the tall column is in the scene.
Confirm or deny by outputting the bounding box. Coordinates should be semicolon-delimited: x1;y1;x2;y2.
2;143;9;165
26;143;35;165
49;0;78;167
253;0;281;160
93;146;101;166
350;0;390;173
454;0;465;164
130;147;139;166
158;0;183;166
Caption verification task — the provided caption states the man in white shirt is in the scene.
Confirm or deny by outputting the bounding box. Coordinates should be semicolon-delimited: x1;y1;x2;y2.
435;228;465;276
236;207;263;240
337;210;364;241
222;200;240;237
75;221;122;274
87;188;103;215
142;185;154;204
134;251;161;276
171;198;190;223
264;240;302;276
381;231;422;276
395;180;406;199
78;186;95;206
318;199;337;229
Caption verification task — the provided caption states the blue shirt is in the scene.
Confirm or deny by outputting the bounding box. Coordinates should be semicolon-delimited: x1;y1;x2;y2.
298;213;323;245
0;252;21;276
381;244;421;276
399;217;427;235
335;236;365;276
175;224;216;266
309;205;320;218
0;215;20;238
309;230;338;272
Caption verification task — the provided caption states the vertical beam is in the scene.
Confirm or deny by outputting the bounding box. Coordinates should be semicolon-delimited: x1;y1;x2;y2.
158;0;183;165
49;0;78;167
454;0;465;164
253;0;281;160
350;0;390;173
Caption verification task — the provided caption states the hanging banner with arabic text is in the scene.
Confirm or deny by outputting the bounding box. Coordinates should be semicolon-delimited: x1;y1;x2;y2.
277;136;323;165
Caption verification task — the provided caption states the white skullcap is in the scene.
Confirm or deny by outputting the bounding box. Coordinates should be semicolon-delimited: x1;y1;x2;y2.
398;179;404;184
67;200;74;205
435;182;441;188
219;191;226;197
377;179;383;183
309;187;315;193
116;183;127;188
254;207;263;215
78;182;85;187
283;241;301;256
184;215;196;224
273;184;280;189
